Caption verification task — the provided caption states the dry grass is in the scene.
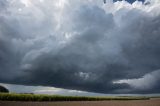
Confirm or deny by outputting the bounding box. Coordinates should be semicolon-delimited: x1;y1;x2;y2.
0;98;160;106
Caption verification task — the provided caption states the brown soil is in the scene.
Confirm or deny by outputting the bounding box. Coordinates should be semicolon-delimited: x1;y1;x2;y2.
0;98;160;106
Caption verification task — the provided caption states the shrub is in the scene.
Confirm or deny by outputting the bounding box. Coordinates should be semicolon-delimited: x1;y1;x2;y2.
0;85;9;93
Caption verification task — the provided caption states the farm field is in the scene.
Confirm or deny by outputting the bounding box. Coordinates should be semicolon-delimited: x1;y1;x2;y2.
0;98;160;106
0;93;149;101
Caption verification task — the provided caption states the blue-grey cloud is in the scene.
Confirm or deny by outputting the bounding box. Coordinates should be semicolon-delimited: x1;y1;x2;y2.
0;0;160;94
113;0;145;4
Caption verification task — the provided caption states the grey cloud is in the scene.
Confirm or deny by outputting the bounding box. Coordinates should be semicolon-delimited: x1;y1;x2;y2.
114;70;160;94
0;0;8;12
0;0;160;94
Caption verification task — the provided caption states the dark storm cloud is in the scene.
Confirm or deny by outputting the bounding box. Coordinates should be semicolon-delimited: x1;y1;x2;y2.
113;0;145;4
0;0;160;94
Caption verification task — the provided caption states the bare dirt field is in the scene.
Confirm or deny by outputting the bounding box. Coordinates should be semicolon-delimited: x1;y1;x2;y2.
0;98;160;106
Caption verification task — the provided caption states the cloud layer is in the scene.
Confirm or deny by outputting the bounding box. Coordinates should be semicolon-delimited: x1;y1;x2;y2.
0;0;160;94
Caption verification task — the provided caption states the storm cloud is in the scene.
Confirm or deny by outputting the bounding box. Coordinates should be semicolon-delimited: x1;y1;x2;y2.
0;0;160;94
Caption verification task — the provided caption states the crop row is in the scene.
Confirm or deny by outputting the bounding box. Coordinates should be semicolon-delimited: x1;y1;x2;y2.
0;93;150;101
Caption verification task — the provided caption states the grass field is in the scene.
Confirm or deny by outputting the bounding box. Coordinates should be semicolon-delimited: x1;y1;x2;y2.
1;93;159;106
0;93;149;101
0;98;160;106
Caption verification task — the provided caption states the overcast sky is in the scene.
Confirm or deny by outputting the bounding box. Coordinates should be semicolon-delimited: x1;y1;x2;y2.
0;0;160;95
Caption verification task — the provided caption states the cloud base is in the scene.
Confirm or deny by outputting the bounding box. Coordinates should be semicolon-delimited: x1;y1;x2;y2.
0;0;160;94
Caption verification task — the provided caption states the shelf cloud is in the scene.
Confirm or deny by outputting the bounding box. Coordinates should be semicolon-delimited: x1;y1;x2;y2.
0;0;160;94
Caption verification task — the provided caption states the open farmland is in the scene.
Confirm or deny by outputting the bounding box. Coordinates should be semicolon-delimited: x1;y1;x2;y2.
0;93;159;106
0;93;149;101
0;98;160;106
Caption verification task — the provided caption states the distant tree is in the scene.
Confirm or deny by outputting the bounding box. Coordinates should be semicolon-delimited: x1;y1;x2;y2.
0;85;9;93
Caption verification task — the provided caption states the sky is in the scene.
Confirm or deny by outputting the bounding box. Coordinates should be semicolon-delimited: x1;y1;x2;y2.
0;0;160;95
114;0;145;3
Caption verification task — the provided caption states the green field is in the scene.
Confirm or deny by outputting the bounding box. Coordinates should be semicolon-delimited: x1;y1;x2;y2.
0;93;150;101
